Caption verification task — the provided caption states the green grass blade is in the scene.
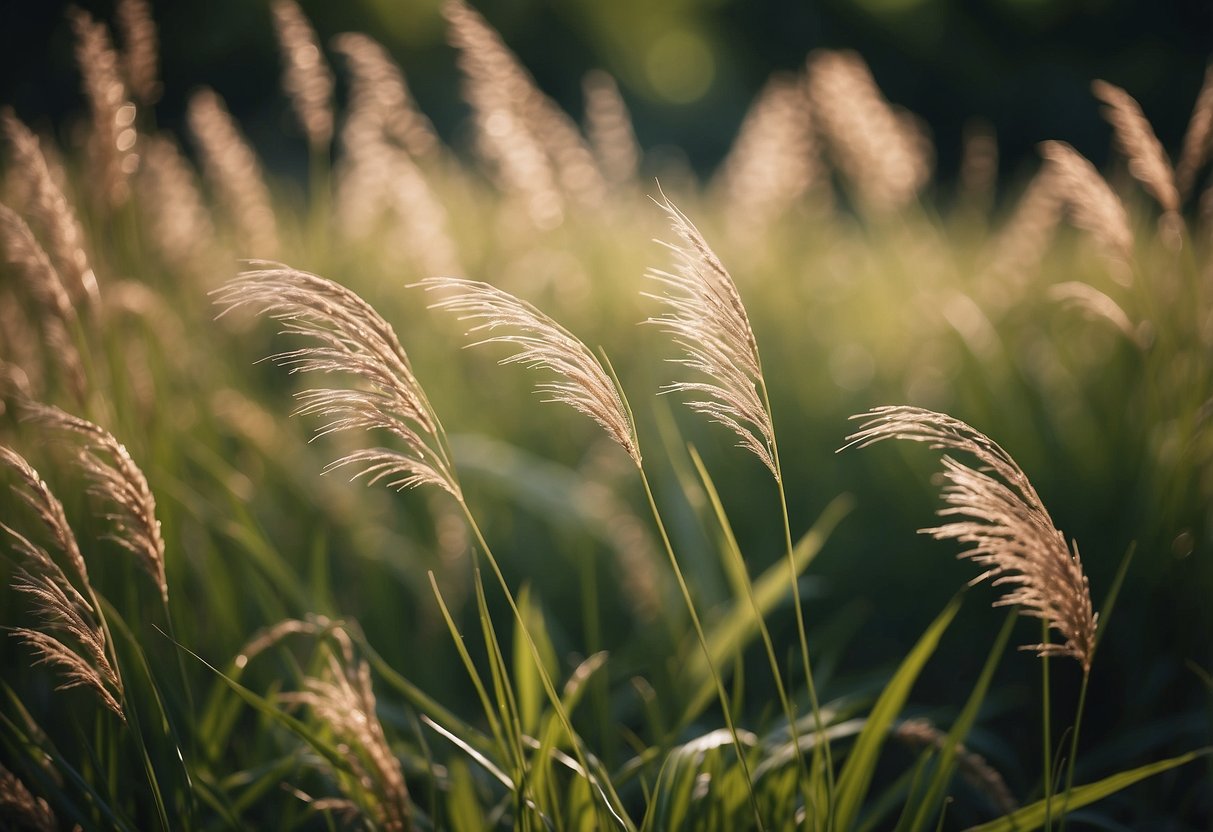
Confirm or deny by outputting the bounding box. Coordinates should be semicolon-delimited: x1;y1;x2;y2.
963;748;1210;832
908;610;1016;832
834;594;963;831
681;494;852;722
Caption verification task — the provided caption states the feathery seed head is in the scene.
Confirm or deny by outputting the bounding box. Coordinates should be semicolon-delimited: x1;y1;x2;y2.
1;110;99;305
646;196;777;477
215;265;460;498
843;406;1098;670
1;448;125;720
714;72;831;234
332;32;441;162
69;6;140;208
275;629;412;831
0;765;58;832
805;50;931;213
1092;80;1180;215
1176;66;1213;200
136;134;218;271
115;0;161;105
0;204;87;404
420;277;641;466
583;70;641;187
27;404;168;604
271;0;335;149
1040;140;1134;266
444;0;605;222
187;88;280;257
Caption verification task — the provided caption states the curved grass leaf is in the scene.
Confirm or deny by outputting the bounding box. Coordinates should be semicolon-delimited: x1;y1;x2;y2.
964;748;1210;832
834;594;964;831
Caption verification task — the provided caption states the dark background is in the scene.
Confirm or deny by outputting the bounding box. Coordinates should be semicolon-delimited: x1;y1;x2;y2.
2;0;1210;191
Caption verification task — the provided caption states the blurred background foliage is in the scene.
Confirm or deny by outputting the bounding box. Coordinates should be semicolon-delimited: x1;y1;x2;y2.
3;0;1210;183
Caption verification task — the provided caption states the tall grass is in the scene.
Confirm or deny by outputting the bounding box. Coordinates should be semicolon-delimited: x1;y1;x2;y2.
0;2;1211;829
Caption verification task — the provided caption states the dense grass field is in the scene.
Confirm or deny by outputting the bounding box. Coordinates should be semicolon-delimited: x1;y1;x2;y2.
1;1;1211;829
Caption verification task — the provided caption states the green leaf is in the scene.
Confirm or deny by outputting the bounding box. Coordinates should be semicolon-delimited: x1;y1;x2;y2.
964;748;1210;832
681;494;851;722
907;610;1016;832
834;594;963;831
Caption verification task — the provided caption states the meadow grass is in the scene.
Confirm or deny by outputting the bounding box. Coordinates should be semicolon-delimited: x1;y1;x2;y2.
0;1;1211;829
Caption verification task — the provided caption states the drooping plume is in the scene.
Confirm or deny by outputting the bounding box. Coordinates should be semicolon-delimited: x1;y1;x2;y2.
1176;66;1213;201
215;264;460;498
69;6;140;208
714;72;831;234
1040;141;1134;265
1;110;99;305
0;204;87;404
115;0;161;106
271;0;335;150
29;404;168;605
135;134;219;272
419;277;640;466
646;196;777;477
582;70;641;187
806;49;931;213
332;32;442;163
843;406;1098;670
444;0;605;226
332;34;460;275
1091;80;1180;216
1;446;125;720
187;88;280;257
279;632;412;831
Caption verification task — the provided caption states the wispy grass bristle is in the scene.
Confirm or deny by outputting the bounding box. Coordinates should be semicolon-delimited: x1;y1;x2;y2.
419;276;641;465
843;405;1098;670
27;403;168;604
645;195;776;476
215;264;460;497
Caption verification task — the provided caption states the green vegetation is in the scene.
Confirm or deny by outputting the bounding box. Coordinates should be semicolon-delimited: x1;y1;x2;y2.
0;1;1210;829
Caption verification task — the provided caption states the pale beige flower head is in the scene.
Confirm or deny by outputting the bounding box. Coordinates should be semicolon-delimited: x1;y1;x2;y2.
215;264;460;498
844;405;1098;670
646;195;777;477
419;277;640;466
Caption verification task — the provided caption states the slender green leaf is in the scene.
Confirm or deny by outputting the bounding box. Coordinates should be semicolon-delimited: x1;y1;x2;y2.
964;749;1209;832
834;594;963;831
908;610;1016;832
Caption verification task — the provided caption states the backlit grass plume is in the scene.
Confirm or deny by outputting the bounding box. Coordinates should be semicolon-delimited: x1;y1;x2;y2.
2;110;99;306
1091;80;1180;218
1040;140;1133;266
69;6;139;209
843;405;1098;670
271;0;334;151
645;195;776;477
279;631;412;831
0;203;87;404
1;446;125;720
30;403;168;605
187;88;280;258
418;277;640;466
215;264;460;497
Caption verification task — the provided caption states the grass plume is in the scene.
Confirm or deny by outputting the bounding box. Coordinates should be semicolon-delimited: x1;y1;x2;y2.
843;405;1098;670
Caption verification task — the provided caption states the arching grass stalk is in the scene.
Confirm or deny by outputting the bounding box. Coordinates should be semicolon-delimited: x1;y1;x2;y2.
417;273;769;827
456;500;635;831
644;195;831;825
687;445;822;824
636;461;767;831
762;375;836;827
